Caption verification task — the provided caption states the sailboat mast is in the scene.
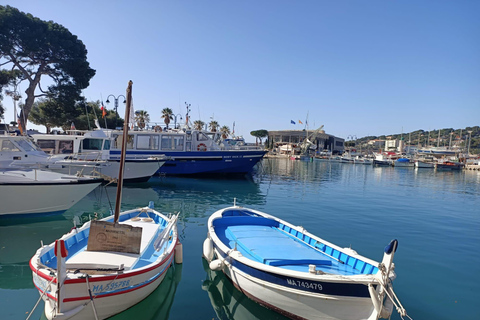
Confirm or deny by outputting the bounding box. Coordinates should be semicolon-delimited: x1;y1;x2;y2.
114;80;133;223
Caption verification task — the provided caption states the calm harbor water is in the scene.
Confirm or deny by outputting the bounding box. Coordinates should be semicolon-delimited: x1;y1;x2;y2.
1;158;479;320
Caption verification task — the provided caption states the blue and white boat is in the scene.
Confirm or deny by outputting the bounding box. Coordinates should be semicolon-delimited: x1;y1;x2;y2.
107;128;267;176
203;205;408;320
393;158;414;168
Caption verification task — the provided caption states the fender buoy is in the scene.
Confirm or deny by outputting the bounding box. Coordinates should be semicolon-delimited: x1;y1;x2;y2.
197;143;207;152
209;259;223;271
203;237;214;261
175;242;183;264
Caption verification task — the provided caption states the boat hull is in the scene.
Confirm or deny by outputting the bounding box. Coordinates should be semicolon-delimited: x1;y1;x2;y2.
205;207;398;320
30;206;180;320
110;150;267;175
415;161;435;168
35;253;174;320
48;159;164;182
0;171;101;216
220;257;376;320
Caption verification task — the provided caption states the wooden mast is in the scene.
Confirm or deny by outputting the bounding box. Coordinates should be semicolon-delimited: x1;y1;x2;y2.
114;80;132;223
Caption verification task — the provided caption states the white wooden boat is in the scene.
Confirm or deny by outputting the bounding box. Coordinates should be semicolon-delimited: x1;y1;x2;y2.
0;169;102;216
29;81;183;320
30;204;180;320
203;205;408;320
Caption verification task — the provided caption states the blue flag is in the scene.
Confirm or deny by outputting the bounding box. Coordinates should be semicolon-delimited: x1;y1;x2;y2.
291;120;296;125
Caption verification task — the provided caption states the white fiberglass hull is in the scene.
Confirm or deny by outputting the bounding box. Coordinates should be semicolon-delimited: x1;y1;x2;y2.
0;170;101;216
49;159;164;182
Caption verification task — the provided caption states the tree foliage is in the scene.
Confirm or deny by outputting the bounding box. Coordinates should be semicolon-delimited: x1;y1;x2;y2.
193;120;205;131
250;129;268;144
0;69;22;118
220;125;230;139
161;108;173;128
135;110;150;129
29;99;123;132
209;120;219;132
0;5;95;131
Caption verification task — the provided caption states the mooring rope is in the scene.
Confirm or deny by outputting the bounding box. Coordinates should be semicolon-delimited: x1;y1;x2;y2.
25;276;56;320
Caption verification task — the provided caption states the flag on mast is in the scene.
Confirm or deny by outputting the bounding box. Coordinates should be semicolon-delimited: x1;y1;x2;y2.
290;120;295;125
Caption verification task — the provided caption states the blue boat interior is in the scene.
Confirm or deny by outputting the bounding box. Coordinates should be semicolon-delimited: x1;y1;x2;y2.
39;210;171;271
214;209;379;275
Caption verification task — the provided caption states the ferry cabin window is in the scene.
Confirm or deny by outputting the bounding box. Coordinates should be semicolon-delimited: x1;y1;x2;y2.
1;140;20;151
82;138;103;151
197;132;209;141
136;135;159;150
160;135;184;151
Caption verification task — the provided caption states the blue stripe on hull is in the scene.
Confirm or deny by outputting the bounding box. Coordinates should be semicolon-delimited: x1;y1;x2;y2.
110;150;266;175
215;246;372;298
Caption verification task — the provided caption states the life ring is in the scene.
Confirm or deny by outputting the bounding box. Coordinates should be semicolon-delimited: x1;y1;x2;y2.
197;143;207;152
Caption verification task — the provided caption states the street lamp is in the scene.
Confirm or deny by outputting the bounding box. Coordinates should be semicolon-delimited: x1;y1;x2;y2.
106;94;126;128
173;113;183;129
185;102;191;129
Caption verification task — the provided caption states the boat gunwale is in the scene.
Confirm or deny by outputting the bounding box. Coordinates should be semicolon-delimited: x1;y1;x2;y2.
30;206;177;285
207;206;381;283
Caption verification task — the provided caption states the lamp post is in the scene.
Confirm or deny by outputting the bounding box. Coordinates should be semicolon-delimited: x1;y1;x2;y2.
173;113;183;129
185;102;191;129
106;94;126;128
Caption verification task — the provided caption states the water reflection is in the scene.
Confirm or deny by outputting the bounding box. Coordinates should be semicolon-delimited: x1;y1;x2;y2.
108;264;182;320
0;262;31;290
201;258;289;320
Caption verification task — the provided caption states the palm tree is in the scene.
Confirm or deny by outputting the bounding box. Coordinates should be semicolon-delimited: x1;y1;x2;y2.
209;120;219;132
135;110;150;129
220;125;230;139
194;120;205;131
161;108;173;129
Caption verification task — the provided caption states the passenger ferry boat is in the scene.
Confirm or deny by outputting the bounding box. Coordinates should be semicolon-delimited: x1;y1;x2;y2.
105;128;267;176
32;126;267;176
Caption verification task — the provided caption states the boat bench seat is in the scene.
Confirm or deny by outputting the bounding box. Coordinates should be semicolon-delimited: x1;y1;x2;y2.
224;224;332;267
65;220;160;271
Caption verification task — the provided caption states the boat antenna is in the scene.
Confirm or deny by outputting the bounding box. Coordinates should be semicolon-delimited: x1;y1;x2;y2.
113;80;132;223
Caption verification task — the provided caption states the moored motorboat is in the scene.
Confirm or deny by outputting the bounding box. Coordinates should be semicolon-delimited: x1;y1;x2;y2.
31;130;166;182
203;205;408;320
436;161;464;171
393;158;414;168
373;154;392;167
0;169;102;217
414;160;435;168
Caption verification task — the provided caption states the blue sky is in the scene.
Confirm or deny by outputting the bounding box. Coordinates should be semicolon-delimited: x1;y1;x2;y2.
2;0;479;141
